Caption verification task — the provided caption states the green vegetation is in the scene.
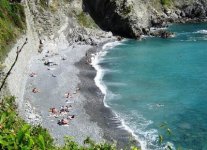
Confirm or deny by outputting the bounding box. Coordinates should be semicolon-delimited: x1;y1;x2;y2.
0;0;26;61
0;96;140;150
160;0;172;6
0;97;54;150
76;12;99;29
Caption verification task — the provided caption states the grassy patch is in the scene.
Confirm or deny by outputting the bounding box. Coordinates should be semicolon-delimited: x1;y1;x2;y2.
0;0;26;62
76;12;99;29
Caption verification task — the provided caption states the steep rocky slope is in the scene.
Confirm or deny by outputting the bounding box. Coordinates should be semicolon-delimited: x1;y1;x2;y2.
2;0;112;100
27;0;112;45
83;0;207;38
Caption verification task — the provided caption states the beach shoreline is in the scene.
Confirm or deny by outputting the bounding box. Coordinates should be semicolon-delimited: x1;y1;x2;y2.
76;40;141;148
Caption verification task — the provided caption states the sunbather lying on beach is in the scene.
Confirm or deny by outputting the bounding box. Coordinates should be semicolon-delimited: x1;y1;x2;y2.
58;118;69;125
29;72;37;77
60;105;71;113
65;92;72;98
32;88;39;93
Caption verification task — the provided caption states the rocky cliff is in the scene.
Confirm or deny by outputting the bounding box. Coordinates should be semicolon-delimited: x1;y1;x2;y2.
5;0;207;45
83;0;207;38
26;0;112;45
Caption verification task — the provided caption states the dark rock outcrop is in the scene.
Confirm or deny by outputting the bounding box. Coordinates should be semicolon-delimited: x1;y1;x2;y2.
83;0;143;38
83;0;207;39
151;30;174;38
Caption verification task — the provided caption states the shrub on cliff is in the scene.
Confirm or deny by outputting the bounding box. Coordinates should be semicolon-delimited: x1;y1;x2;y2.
0;97;55;149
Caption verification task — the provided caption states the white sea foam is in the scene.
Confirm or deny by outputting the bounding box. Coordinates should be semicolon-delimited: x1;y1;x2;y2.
180;39;197;42
92;50;108;99
120;111;161;150
102;41;124;50
91;40;147;149
91;41;123;107
195;30;207;34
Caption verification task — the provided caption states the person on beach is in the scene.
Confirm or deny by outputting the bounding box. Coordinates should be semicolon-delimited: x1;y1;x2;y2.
65;105;71;112
58;118;69;125
29;72;37;77
60;106;71;114
32;88;39;93
65;92;72;98
67;115;75;120
50;108;58;114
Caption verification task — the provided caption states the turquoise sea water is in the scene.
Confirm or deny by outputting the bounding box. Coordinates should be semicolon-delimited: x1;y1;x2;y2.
97;23;207;149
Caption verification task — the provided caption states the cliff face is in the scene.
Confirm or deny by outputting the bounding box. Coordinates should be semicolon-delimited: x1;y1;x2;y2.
83;0;207;38
83;0;148;38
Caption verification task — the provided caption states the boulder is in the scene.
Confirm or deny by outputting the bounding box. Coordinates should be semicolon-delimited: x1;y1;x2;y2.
150;30;174;38
160;30;174;38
